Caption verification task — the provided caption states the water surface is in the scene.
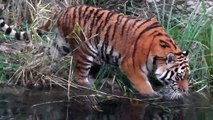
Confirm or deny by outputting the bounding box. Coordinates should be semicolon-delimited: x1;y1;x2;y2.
0;87;213;120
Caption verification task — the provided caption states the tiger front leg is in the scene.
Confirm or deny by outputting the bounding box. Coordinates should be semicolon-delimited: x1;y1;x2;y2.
121;61;160;98
73;59;93;88
72;46;98;88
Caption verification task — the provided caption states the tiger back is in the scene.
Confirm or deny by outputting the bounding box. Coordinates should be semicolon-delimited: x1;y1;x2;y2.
0;5;190;99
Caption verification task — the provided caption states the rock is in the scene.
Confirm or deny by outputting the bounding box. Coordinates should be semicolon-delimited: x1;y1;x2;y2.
187;0;195;6
146;0;161;3
177;5;183;10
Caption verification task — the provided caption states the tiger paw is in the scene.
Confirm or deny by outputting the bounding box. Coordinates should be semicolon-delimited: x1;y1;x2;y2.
73;79;92;89
78;82;92;89
138;91;162;100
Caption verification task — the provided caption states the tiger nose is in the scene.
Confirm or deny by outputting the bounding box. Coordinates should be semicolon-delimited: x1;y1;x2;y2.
177;80;189;92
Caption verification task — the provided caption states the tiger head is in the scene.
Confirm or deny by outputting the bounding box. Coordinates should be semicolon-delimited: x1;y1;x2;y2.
155;51;190;100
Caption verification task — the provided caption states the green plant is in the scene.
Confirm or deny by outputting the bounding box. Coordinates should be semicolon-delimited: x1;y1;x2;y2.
0;53;21;83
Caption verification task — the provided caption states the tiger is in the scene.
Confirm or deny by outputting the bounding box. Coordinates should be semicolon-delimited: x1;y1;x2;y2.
0;5;190;99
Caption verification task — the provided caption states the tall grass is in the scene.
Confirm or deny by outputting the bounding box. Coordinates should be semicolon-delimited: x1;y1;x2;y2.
165;2;212;92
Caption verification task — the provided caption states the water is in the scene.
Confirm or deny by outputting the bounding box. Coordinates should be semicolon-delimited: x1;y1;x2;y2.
0;87;213;120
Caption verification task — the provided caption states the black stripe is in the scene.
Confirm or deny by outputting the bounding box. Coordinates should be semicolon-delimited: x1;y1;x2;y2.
94;12;113;35
80;45;97;59
166;39;177;50
78;54;93;66
169;71;174;80
72;7;77;24
80;6;89;28
15;32;21;40
103;25;111;44
132;18;141;27
177;55;185;59
175;75;179;81
114;57;119;65
82;6;90;16
118;53;122;59
78;6;83;24
101;28;111;61
88;35;98;51
84;41;98;56
84;56;94;64
102;12;114;28
103;25;112;60
23;32;29;40
170;84;176;91
76;64;91;71
111;15;123;41
133;18;152;35
164;79;170;85
136;22;161;41
100;42;104;60
95;21;104;35
169;79;176;84
171;82;177;86
105;54;110;64
160;70;169;81
104;41;108;62
94;12;113;49
92;11;104;48
5;27;12;35
93;36;99;49
79;50;94;64
150;31;164;37
99;12;114;60
121;18;130;36
181;64;189;70
90;9;101;28
94;21;104;47
93;12;105;27
108;47;114;64
115;53;121;66
89;9;101;37
64;9;70;27
174;52;182;56
109;46;114;56
77;72;88;78
180;61;188;66
170;64;179;69
83;8;95;26
0;21;5;27
174;67;178;72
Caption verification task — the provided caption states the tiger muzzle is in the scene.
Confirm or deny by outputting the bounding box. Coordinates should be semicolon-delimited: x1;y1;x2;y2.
177;79;189;93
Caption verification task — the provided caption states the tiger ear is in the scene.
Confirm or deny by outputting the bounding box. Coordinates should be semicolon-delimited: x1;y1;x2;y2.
182;50;189;57
167;53;175;64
